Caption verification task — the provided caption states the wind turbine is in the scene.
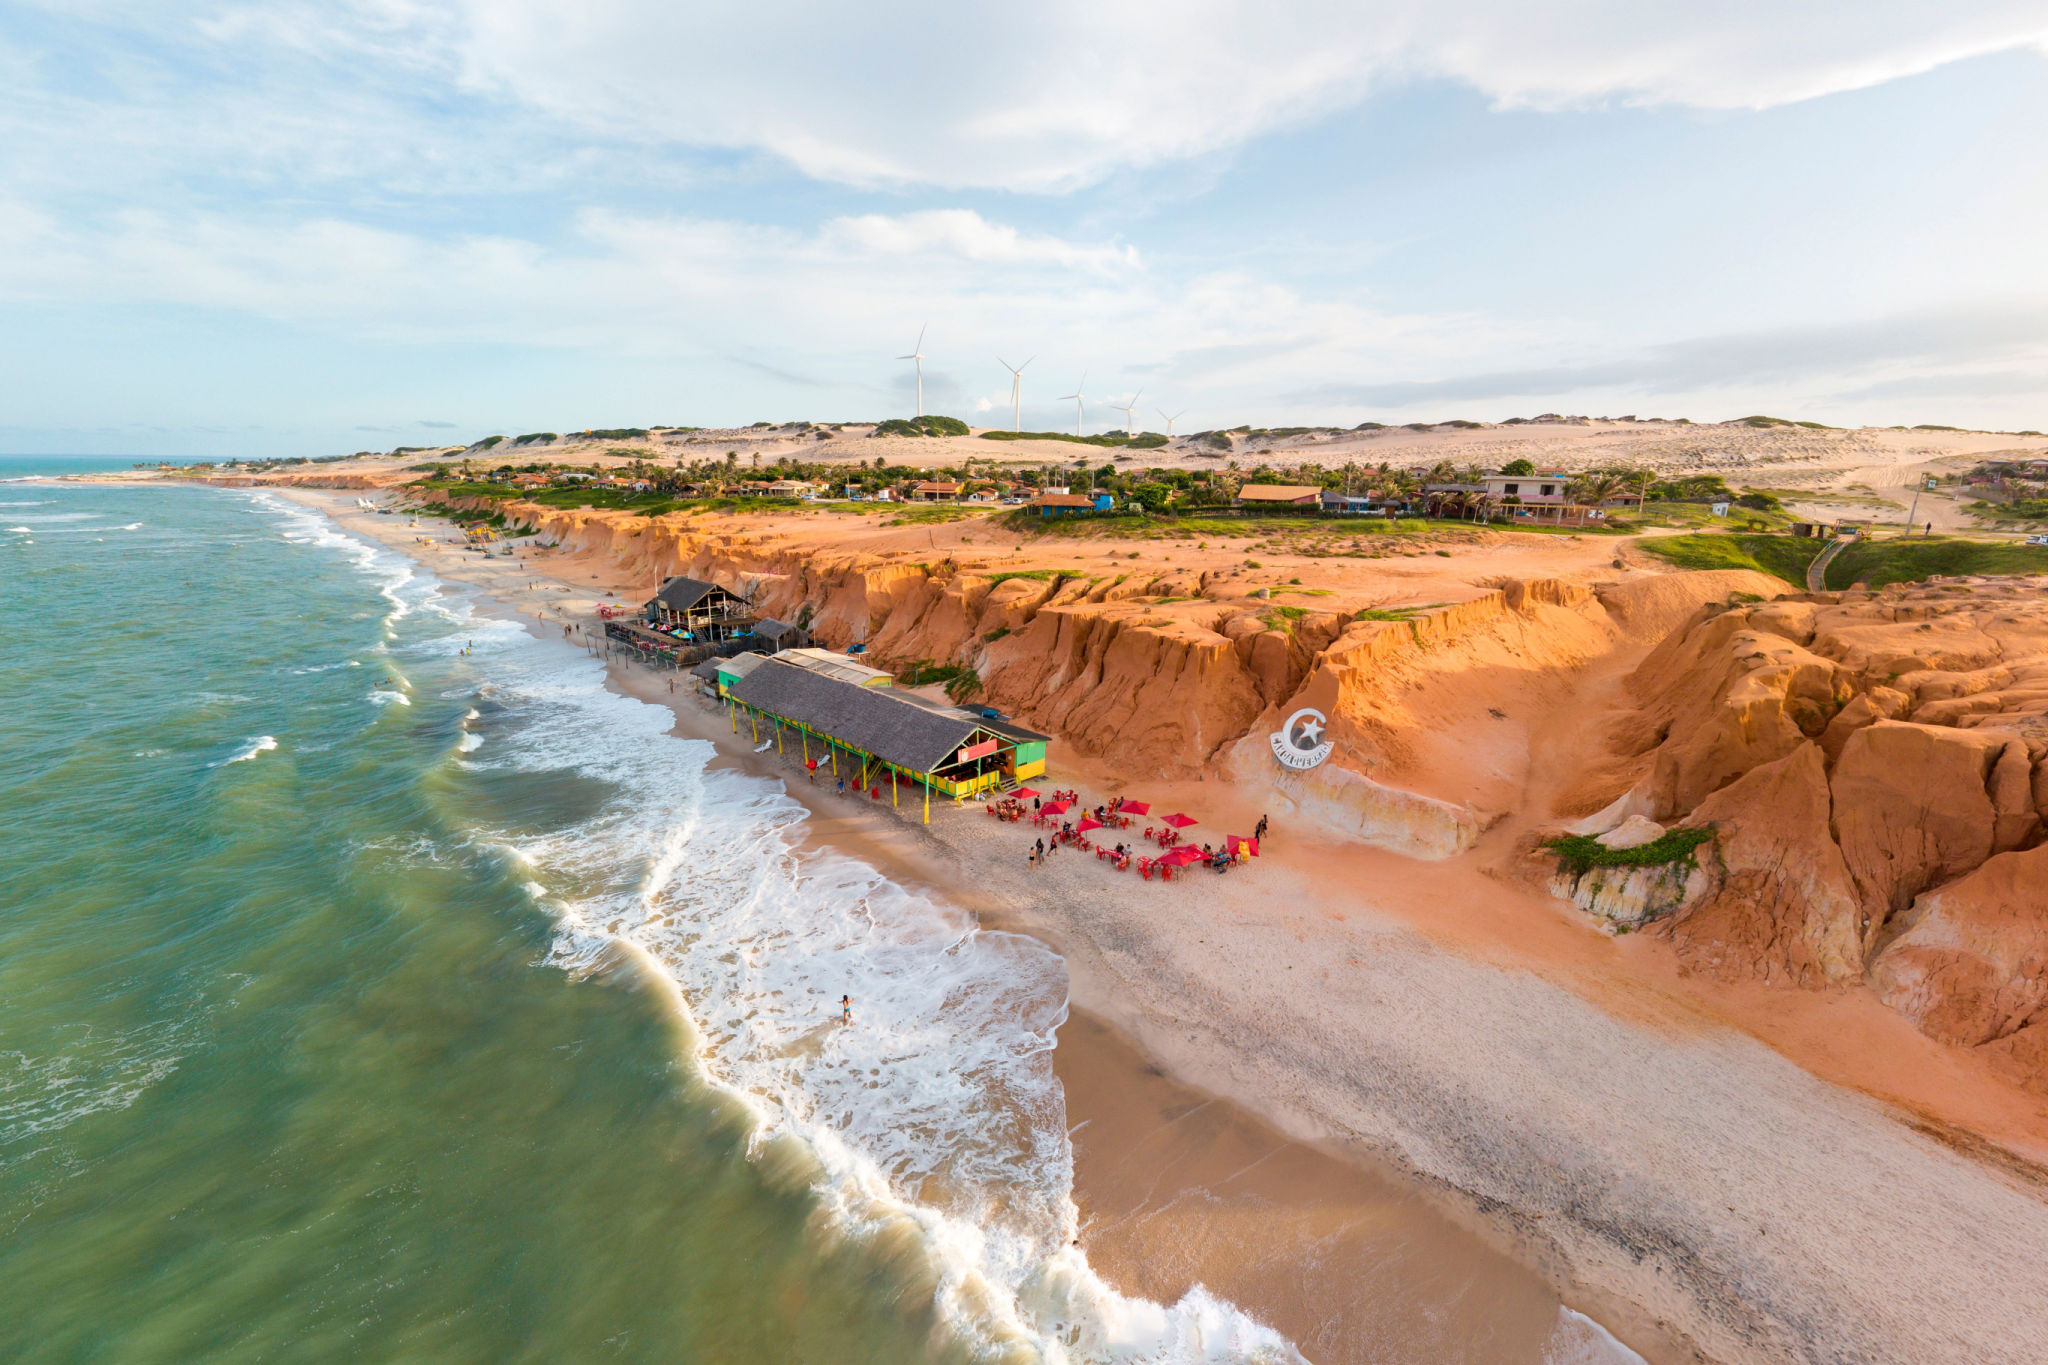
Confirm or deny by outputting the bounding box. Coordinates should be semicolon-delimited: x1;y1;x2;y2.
1058;370;1088;436
998;355;1033;432
897;324;927;418
1112;389;1142;437
1157;407;1187;439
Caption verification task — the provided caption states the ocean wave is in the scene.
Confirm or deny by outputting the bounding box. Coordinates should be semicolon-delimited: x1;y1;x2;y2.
7;511;98;523
456;731;483;752
0;1041;181;1147
1543;1308;1646;1364
478;631;1298;1363
212;735;278;767
245;491;444;629
281;499;1304;1364
369;689;412;707
0;499;48;506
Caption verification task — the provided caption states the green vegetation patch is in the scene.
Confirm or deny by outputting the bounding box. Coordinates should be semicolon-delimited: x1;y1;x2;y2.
979;429;1148;447
1544;827;1715;876
883;504;982;525
1637;533;1823;585
1826;537;2048;589
874;415;971;437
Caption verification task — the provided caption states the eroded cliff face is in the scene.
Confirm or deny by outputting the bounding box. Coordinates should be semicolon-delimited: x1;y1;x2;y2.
434;493;2048;1085
1572;575;2048;1088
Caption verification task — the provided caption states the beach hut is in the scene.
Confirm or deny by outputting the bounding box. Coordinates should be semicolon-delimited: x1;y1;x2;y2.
644;575;754;641
753;618;812;653
726;658;1052;821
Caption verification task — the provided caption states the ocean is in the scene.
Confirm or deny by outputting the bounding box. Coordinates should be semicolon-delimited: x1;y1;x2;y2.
0;458;1302;1363
0;458;1645;1365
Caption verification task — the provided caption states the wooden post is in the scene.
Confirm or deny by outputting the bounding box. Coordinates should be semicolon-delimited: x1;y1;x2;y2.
750;709;758;742
776;722;782;755
831;742;838;777
892;769;898;807
923;771;930;824
802;732;808;764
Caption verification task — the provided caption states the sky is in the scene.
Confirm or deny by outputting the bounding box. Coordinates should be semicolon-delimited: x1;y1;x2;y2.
4;1;2047;457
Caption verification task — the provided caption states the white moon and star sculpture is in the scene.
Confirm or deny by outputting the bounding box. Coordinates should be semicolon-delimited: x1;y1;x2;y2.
1270;707;1334;770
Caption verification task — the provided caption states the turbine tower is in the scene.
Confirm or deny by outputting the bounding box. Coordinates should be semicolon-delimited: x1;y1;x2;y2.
897;324;927;418
1157;407;1187;438
1112;389;1142;437
1058;371;1088;436
999;355;1033;432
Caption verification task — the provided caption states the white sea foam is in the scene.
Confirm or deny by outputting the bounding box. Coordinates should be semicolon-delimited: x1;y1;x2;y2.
213;735;277;766
1542;1308;1647;1364
285;500;1309;1363
369;689;412;707
7;511;97;523
445;621;1298;1362
0;499;48;506
457;732;484;752
246;491;450;631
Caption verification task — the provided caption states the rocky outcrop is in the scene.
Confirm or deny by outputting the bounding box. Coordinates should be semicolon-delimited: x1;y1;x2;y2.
1552;857;1714;930
1571;574;2048;1082
1651;744;1865;985
1867;845;2048;1050
1830;721;2007;929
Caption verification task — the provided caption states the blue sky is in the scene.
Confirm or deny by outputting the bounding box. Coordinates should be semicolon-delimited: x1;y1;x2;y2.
3;1;2046;456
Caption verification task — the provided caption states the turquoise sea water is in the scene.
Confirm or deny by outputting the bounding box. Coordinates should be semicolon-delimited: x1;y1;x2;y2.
0;460;1303;1363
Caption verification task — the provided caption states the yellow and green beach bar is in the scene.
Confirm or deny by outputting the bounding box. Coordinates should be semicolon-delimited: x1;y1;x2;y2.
722;656;1049;822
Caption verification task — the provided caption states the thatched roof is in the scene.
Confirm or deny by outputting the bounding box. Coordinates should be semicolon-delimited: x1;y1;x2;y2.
651;576;740;611
755;618;807;644
728;659;994;773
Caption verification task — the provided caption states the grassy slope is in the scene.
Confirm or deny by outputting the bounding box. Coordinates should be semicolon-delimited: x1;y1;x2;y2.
1825;537;2048;589
1636;534;1822;586
1641;532;2048;590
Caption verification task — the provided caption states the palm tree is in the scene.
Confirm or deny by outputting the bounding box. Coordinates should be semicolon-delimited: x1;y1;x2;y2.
1574;473;1627;506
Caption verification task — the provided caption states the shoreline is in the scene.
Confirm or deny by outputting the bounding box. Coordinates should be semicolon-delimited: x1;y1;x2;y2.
278;485;2048;1364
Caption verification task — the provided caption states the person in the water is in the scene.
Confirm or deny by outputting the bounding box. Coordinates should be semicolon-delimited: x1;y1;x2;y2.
840;995;852;1025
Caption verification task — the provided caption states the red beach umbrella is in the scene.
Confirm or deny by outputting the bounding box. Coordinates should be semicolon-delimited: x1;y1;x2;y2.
1119;801;1151;815
1013;787;1040;799
1042;798;1072;815
1227;835;1259;858
1076;817;1104;832
1162;812;1197;828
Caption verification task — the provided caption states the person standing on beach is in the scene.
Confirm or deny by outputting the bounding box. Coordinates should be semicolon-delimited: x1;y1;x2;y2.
840;995;852;1026
1255;813;1269;841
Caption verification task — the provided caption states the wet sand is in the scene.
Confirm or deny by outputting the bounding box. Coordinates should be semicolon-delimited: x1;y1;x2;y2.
286;486;2048;1365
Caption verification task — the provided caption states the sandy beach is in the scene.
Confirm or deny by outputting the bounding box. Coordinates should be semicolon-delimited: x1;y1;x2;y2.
276;484;2048;1365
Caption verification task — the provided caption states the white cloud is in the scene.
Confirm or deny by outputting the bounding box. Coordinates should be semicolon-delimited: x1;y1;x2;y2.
26;2;2040;196
425;0;2048;189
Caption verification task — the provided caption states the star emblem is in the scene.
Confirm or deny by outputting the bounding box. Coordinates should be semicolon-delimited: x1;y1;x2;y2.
1293;715;1325;747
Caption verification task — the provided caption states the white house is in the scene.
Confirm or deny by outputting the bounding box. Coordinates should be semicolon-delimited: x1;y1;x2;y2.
1480;471;1568;503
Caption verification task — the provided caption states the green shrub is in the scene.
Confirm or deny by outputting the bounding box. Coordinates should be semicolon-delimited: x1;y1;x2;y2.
875;415;971;438
475;435;505;449
1544;827;1715;875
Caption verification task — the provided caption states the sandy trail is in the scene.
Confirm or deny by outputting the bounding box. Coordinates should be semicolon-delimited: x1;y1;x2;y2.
289;487;2048;1365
